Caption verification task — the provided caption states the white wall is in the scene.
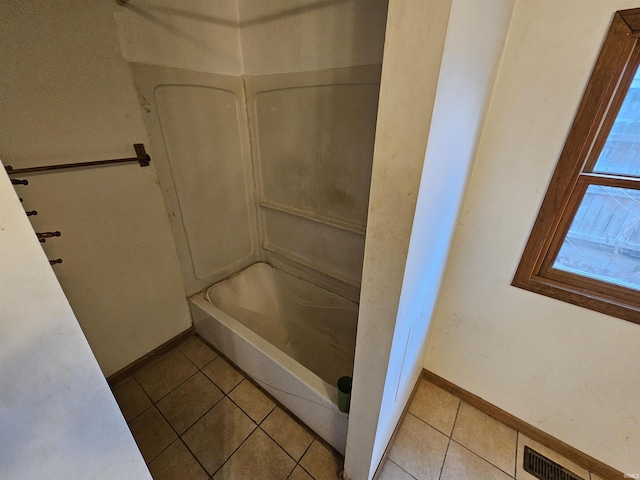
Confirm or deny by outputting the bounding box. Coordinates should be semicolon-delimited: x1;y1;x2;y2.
346;1;515;478
113;0;387;76
238;0;388;75
345;2;452;478
114;0;243;75
375;0;514;474
425;0;640;473
0;162;151;479
0;0;191;376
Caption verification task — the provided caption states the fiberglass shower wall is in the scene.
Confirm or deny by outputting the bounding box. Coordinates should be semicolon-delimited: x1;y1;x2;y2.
116;0;389;297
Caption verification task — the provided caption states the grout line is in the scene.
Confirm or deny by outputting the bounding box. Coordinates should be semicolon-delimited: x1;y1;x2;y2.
119;377;155;424
299;439;314;460
438;436;452;480
296;441;319;479
139;406;178;465
515;431;520;478
447;400;518;478
134;349;201;404
185;349;292;478
176;396;227;476
452;439;516;479
227;388;276;426
177;437;210;479
387;459;418;480
151;368;200;404
437;400;462;480
126;339;342;480
208;421;259;478
298;464;317;480
258;424;301;464
199;334;340;445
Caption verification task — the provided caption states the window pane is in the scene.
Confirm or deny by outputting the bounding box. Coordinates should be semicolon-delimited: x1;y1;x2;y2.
593;66;640;176
553;185;640;290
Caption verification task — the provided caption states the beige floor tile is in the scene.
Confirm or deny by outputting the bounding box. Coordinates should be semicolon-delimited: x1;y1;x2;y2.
452;402;517;476
148;439;208;480
201;356;245;393
388;414;449;480
299;440;344;480
182;397;256;475
135;350;198;402
378;459;416;480
229;379;276;423
156;371;224;434
179;335;218;368
408;379;460;436
516;434;589;480
288;465;314;480
128;406;177;463
441;441;514;480
112;377;152;422
212;428;296;480
262;407;314;461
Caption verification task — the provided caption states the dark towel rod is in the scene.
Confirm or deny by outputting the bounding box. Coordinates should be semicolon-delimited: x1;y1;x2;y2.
5;143;150;175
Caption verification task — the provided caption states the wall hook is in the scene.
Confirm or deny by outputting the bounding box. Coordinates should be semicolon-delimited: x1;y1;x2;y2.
36;231;61;240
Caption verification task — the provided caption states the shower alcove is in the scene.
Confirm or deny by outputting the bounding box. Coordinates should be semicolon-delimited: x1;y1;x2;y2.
127;0;389;455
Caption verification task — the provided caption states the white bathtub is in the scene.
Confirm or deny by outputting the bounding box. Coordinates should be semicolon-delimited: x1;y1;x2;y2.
189;262;358;453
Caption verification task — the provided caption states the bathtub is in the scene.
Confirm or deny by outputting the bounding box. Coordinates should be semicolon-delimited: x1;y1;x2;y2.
188;262;358;453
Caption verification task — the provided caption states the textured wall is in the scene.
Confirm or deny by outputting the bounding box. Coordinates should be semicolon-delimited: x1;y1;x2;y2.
425;0;640;473
0;1;191;376
114;0;243;75
237;0;388;75
345;1;453;478
0;159;150;479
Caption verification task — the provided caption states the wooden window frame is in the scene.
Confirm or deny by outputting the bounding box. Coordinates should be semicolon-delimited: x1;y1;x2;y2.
513;8;640;325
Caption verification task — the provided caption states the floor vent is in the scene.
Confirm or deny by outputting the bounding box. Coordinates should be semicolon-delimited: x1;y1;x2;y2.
523;446;585;480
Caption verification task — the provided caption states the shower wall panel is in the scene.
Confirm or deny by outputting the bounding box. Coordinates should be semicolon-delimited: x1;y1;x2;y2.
255;84;377;225
133;65;259;295
246;65;381;298
263;208;366;288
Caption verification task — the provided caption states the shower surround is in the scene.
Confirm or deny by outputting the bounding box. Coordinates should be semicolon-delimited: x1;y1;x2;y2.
123;0;388;454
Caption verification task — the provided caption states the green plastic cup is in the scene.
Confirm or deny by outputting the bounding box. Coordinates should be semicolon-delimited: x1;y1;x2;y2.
337;376;353;413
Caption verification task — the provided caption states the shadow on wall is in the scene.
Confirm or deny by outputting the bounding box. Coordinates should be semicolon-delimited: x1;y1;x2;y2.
117;0;385;73
123;0;355;28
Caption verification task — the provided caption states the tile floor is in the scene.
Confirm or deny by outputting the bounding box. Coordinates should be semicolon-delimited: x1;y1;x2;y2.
111;334;601;480
380;378;604;480
111;335;343;480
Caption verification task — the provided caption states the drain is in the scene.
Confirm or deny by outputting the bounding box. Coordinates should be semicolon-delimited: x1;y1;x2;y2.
523;446;585;480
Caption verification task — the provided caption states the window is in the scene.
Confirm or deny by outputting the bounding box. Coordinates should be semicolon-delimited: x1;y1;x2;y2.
513;8;640;325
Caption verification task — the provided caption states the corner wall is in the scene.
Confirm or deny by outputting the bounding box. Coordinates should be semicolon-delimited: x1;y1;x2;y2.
0;1;191;376
346;1;516;478
425;0;640;473
237;0;388;76
0;160;150;478
114;0;243;75
345;2;453;478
